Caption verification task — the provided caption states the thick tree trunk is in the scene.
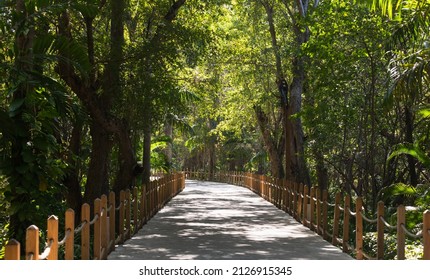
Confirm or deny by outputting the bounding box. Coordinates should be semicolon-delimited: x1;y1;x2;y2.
314;149;328;192
107;0;138;193
284;14;311;186
255;106;285;179
58;0;137;206
259;1;287;179
63;121;83;221
114;123;138;192
142;121;152;186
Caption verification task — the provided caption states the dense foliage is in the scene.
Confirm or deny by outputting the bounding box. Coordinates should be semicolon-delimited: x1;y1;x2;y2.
1;0;429;259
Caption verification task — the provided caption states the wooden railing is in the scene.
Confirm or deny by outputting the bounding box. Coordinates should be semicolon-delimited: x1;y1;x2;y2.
185;170;430;260
3;173;185;260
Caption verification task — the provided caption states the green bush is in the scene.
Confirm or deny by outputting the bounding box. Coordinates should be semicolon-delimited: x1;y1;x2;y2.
363;232;424;259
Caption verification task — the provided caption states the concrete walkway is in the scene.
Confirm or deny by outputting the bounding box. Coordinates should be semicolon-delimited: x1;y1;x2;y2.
108;180;353;260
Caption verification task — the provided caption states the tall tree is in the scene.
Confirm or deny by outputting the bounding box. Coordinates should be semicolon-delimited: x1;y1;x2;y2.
281;0;315;186
57;0;138;206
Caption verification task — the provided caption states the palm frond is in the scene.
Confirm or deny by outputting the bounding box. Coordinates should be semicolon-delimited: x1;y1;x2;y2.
388;143;430;168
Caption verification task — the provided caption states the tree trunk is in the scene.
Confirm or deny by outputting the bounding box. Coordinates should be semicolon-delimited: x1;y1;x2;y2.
142;120;152;186
63;121;84;222
163;120;173;171
255;106;285;179
84;122;112;203
107;0;138;193
58;0;137;205
314;149;328;192
284;9;311;186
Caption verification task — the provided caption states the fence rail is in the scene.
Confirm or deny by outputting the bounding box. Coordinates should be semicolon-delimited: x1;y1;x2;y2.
4;173;185;260
185;170;430;260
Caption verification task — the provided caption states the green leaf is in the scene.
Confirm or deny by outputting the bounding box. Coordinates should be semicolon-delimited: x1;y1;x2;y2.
388;143;430;167
418;108;430;118
33;34;55;55
53;36;91;75
9;98;25;113
379;182;416;201
70;1;99;19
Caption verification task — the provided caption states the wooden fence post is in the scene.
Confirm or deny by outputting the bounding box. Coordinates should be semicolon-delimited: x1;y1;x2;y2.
26;225;39;260
310;187;315;231
143;184;148;222
423;210;430;260
119;190;125;244
343;195;350;253
356;197;363;260
260;175;264;199
139;187;145;227
94;198;101;260
297;184;303;223
133;187;139;234
323;190;328;241
109;191;116;253
47;215;59;260
81;203;90;260
285;181;291;214
126;189;131;240
149;181;154;217
5;239;20;260
316;188;321;235
303;185;309;227
65;209;75;260
397;204;405;260
101;195;108;259
293;183;298;219
377;201;385;260
332;192;341;246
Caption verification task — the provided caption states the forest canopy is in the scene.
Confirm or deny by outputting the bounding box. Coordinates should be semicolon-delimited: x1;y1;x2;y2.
1;0;429;259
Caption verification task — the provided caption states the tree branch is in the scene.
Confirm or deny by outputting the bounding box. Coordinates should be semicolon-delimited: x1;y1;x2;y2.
164;0;186;22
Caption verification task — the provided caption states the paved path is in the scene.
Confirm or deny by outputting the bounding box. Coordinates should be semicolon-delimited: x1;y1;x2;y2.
108;180;352;260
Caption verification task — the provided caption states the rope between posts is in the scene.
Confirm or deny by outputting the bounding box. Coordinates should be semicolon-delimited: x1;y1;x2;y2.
338;205;344;211
115;202;122;211
89;213;99;225
58;229;71;246
361;250;377;260
38;239;53;260
361;213;378;223
325;201;336;207
400;224;423;239
348;208;357;217
107;204;112;212
74;221;87;234
380;216;397;230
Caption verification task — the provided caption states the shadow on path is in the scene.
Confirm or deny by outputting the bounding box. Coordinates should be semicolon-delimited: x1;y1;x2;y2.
108;180;353;260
